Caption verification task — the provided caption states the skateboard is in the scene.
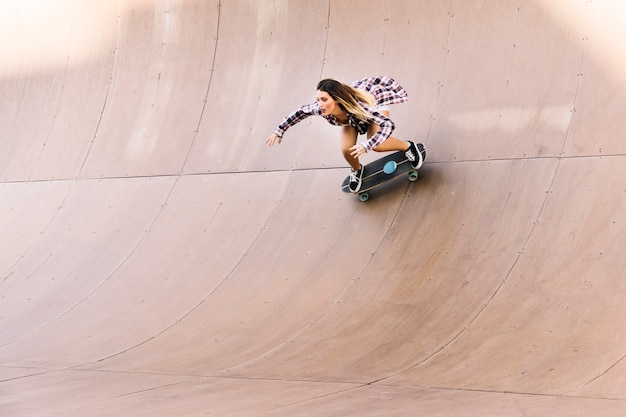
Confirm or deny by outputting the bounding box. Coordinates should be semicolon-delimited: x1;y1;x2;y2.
341;143;426;201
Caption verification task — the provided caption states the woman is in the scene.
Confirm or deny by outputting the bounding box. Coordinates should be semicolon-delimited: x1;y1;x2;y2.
266;76;425;193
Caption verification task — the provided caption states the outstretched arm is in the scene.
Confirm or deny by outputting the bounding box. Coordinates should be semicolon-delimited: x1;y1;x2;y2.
265;102;320;148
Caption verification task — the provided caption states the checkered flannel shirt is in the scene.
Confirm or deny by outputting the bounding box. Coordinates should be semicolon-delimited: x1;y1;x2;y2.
273;76;409;152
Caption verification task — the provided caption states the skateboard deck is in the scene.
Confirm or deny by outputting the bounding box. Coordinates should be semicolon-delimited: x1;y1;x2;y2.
341;144;426;201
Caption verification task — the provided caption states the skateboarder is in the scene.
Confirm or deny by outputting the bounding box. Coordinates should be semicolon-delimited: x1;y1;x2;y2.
265;76;423;193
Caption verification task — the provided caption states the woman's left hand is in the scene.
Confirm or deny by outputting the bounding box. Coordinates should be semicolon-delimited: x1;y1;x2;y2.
350;144;366;159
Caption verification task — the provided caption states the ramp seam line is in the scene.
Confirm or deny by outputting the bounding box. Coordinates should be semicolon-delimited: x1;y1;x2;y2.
3;153;621;185
179;0;222;175
76;5;122;179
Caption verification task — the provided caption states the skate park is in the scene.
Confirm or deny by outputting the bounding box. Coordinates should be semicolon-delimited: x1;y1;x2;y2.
1;1;626;415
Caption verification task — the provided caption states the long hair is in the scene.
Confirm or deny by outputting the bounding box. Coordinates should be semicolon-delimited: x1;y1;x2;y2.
316;79;375;122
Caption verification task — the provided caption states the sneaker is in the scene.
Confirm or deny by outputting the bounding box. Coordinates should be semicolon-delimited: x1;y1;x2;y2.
405;141;425;169
348;165;364;193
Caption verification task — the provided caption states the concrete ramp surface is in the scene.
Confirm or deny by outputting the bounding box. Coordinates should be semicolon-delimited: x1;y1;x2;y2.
2;1;626;415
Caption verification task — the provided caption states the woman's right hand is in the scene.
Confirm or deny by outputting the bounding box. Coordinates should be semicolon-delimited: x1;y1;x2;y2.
265;133;282;147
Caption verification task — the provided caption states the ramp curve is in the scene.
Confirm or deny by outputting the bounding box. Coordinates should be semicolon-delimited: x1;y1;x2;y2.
1;1;626;415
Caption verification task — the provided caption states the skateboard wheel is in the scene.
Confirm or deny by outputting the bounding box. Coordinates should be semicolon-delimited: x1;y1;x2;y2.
383;160;397;174
408;170;419;182
358;192;370;202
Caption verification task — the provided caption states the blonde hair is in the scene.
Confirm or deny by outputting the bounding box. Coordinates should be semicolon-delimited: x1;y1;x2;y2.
316;79;375;122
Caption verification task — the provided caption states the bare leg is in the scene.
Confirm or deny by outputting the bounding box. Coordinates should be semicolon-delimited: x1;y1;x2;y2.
341;125;361;171
370;135;411;153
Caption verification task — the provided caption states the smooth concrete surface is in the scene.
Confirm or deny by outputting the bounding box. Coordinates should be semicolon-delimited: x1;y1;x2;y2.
2;1;626;415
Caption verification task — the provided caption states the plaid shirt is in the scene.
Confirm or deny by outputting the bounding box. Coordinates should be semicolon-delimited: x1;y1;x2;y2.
273;76;408;152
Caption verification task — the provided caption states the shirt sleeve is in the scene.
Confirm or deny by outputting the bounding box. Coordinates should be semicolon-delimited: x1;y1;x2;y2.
359;107;395;152
274;102;321;137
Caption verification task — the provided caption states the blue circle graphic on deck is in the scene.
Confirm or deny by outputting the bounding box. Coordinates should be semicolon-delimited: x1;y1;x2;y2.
383;160;397;174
